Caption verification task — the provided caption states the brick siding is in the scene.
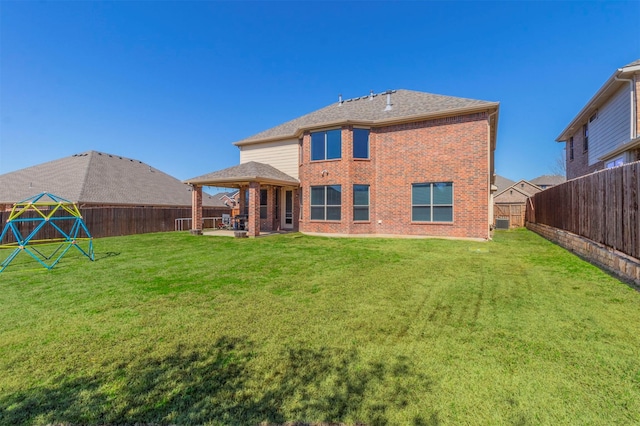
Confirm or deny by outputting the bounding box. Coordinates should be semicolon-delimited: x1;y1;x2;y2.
298;113;493;240
566;127;603;180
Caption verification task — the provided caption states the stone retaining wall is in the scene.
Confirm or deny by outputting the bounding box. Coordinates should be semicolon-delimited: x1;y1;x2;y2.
527;222;640;287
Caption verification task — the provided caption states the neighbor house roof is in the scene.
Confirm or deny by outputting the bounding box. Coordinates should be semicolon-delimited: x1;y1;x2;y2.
530;174;566;187
494;186;533;204
495;179;542;202
235;89;499;146
0;151;227;207
493;175;516;194
184;161;299;187
556;59;640;142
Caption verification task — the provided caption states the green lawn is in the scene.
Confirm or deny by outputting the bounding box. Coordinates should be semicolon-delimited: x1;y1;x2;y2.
1;229;639;425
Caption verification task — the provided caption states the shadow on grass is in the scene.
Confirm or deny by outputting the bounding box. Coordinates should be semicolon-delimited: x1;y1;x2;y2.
0;337;435;425
93;251;121;261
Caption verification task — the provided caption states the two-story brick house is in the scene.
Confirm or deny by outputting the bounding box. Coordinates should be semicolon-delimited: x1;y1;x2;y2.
557;59;640;179
185;89;499;240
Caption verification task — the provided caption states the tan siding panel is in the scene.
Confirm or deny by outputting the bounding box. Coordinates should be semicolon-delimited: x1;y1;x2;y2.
239;139;299;179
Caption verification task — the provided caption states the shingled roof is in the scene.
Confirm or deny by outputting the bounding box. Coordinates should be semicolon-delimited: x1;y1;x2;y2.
530;174;566;187
0;151;227;207
494;175;517;194
235;89;499;145
184;161;299;187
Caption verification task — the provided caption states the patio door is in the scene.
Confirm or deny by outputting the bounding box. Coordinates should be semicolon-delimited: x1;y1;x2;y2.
281;189;293;230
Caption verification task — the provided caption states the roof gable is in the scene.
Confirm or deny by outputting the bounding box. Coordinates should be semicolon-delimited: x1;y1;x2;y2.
184;161;299;187
236;89;498;145
495;180;541;199
556;59;640;142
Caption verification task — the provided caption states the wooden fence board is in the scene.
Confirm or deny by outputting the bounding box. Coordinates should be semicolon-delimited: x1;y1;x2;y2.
526;161;639;260
1;206;229;244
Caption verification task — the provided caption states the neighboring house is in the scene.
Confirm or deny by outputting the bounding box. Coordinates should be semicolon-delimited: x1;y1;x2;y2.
0;150;227;210
530;174;566;189
557;59;640;179
185;89;500;240
493;175;516;194
493;179;542;228
217;190;241;216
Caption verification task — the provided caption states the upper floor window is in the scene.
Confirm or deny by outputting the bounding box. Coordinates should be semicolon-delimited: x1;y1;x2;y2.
353;128;370;159
569;137;574;161
311;185;341;220
412;182;453;222
583;124;589;152
311;129;341;161
353;184;370;221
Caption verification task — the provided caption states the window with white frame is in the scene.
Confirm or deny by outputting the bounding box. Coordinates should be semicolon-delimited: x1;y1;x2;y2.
311;185;341;220
353;184;369;221
353;128;369;159
412;182;453;222
311;129;342;161
606;157;624;168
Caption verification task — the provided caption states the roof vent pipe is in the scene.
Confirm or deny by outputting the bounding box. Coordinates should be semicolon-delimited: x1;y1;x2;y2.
369;90;374;100
338;94;343;106
384;90;392;111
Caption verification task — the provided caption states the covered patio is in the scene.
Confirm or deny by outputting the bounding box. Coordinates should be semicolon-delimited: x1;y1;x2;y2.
183;161;299;237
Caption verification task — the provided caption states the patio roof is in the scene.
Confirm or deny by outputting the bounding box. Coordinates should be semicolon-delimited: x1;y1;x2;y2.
183;161;299;188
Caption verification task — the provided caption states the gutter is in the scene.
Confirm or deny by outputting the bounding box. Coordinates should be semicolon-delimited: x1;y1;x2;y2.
614;73;636;140
184;176;300;187
556;63;640;142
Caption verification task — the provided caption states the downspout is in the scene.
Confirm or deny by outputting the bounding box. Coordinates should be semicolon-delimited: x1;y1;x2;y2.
614;73;636;140
487;110;498;236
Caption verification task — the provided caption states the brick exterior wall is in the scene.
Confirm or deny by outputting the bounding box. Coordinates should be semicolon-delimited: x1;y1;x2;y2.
566;127;603;180
190;185;203;235
298;113;493;240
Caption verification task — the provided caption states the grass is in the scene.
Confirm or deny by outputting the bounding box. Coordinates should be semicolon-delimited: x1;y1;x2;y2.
0;229;639;425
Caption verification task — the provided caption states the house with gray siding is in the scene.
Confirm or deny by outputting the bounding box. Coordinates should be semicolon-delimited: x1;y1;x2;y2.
557;59;640;179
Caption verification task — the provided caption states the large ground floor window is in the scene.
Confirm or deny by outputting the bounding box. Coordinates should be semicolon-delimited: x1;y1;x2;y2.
353;184;369;221
311;185;341;220
412;182;453;222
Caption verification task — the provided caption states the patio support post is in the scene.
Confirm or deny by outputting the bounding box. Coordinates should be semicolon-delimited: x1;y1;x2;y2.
248;181;260;237
239;186;246;216
293;187;301;231
190;184;203;235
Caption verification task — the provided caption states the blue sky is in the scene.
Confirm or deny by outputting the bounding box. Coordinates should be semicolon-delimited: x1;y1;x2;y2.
1;1;639;183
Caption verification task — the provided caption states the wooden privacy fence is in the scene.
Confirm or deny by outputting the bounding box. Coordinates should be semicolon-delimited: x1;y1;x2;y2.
526;161;639;259
0;206;230;244
495;203;525;228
